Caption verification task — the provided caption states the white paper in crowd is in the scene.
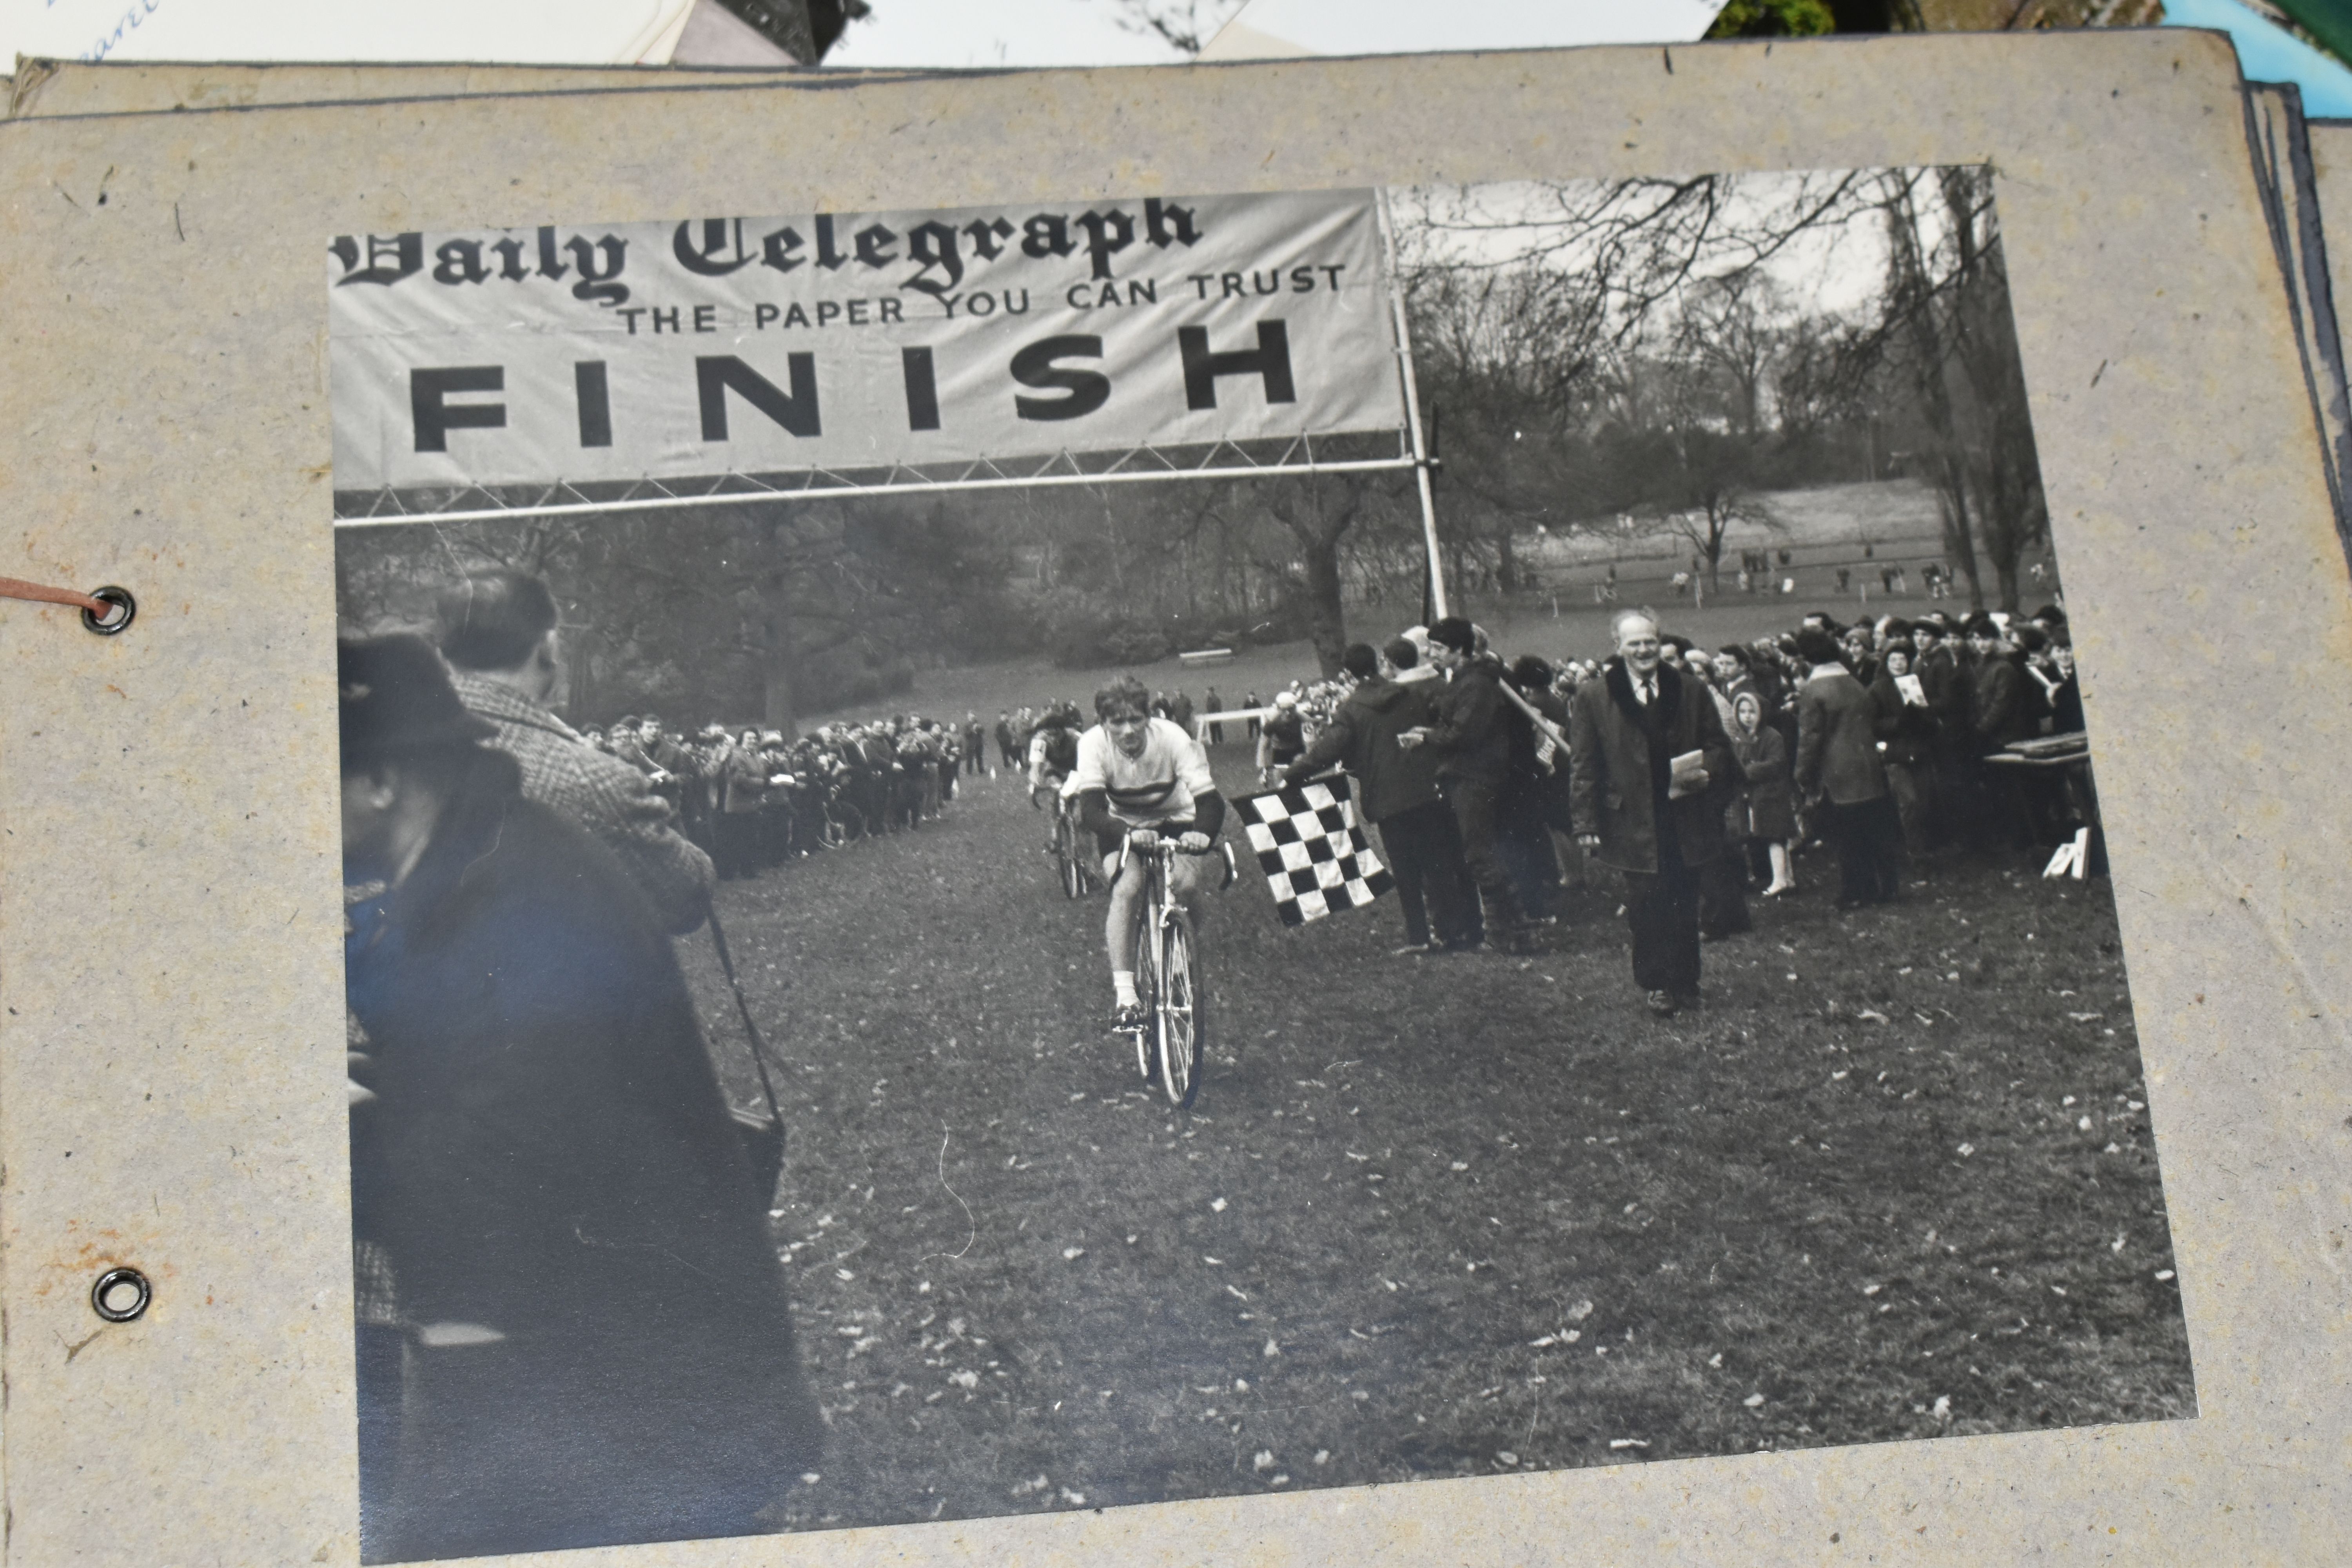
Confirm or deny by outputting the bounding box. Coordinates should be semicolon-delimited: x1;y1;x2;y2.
4;0;694;67
1201;0;1727;60
329;191;1401;496
1896;673;1927;706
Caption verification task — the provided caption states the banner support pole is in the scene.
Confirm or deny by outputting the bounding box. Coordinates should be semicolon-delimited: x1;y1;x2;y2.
1377;187;1447;621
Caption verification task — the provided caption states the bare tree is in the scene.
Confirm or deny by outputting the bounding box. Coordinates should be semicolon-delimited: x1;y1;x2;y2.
1770;313;1873;446
1608;347;1782;593
1407;252;1612;588
1655;460;1779;594
338;489;1023;730
1865;166;2047;612
1097;0;1247;54
1404;171;1872;348
1673;272;1789;440
1938;166;2048;612
1395;171;1886;604
1263;474;1403;677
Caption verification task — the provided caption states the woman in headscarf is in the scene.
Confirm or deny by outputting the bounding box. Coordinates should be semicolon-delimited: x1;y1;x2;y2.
1728;688;1797;896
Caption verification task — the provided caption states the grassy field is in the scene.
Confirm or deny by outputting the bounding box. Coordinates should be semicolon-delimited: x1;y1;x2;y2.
804;479;2053;738
678;750;2193;1534
804;588;1967;747
1530;477;1950;568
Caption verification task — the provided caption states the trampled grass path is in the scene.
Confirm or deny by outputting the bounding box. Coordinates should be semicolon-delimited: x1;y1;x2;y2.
677;755;2192;1532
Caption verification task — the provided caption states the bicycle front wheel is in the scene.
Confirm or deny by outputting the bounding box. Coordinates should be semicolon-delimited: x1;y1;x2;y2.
1055;814;1083;899
1156;913;1204;1108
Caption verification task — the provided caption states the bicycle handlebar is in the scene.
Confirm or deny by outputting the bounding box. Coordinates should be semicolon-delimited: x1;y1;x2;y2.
1114;832;1220;878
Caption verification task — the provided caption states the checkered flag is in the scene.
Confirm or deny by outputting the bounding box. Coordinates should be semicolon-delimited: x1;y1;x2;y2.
1234;780;1394;926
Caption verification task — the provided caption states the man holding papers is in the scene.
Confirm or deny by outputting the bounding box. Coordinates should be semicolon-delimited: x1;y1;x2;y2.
1570;610;1739;1016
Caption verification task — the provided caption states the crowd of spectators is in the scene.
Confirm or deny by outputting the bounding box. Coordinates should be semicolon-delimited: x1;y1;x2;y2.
579;710;985;880
424;563;2087;1012
1265;601;2091;1012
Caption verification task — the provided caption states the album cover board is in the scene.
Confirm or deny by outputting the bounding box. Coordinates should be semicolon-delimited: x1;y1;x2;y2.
0;31;2347;1566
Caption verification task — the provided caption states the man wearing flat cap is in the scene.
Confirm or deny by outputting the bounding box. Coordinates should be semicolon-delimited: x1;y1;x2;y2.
340;634;818;1562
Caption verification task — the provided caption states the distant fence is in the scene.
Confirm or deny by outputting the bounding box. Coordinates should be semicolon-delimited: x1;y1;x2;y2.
1191;708;1273;745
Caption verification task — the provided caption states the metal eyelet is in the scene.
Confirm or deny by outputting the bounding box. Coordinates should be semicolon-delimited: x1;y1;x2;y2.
91;1266;151;1323
81;586;135;635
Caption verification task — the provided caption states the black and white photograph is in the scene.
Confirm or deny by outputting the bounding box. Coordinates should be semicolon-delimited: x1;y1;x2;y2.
330;172;2193;1563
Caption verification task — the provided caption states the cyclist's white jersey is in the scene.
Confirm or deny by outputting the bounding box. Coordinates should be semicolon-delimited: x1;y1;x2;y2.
1028;726;1079;794
1069;718;1215;828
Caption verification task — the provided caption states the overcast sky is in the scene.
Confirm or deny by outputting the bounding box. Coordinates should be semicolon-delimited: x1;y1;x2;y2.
818;0;1718;69
824;0;1197;69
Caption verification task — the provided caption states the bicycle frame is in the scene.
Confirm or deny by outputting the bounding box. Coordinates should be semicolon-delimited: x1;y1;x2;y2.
1112;836;1233;1108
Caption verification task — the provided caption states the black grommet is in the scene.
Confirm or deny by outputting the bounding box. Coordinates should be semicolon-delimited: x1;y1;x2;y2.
81;586;135;635
91;1266;151;1323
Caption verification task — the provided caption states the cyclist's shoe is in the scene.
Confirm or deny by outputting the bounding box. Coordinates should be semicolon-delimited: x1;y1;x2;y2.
1112;1002;1149;1034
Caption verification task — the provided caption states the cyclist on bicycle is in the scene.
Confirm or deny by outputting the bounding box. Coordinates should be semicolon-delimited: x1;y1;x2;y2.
1027;701;1084;843
1067;675;1225;1031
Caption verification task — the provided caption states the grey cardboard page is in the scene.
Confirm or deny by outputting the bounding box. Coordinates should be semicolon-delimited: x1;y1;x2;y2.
3;30;2350;1564
2245;83;2352;543
2;58;831;118
2307;118;2352;346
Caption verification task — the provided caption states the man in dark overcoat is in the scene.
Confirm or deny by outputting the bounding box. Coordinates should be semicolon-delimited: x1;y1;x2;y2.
340;635;819;1564
1499;653;1577;925
1967;612;2042;848
1402;616;1537;952
1281;639;1480;952
1911;615;1972;848
715;728;771;875
1793;626;1904;907
1570;609;1739;1015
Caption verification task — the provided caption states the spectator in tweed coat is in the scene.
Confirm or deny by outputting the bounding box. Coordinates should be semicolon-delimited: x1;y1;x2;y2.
433;570;714;935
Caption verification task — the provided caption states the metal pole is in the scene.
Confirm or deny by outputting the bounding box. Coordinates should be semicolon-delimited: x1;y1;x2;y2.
1376;188;1447;621
334;454;1422;530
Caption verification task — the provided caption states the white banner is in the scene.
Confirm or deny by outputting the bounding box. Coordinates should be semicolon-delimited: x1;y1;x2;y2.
328;188;1403;493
